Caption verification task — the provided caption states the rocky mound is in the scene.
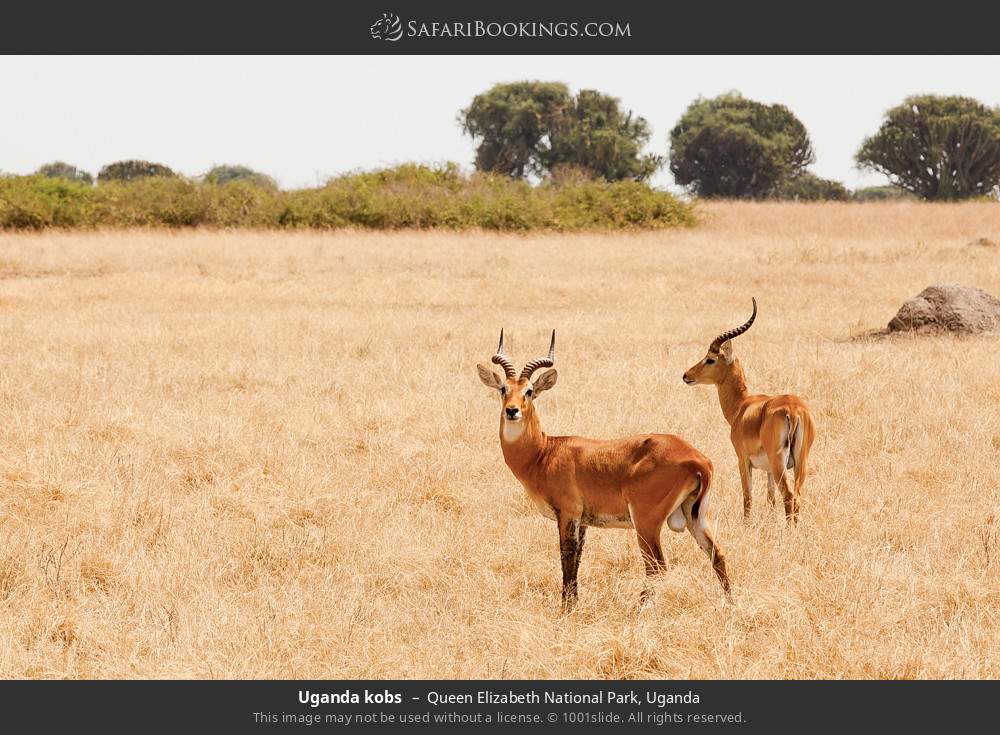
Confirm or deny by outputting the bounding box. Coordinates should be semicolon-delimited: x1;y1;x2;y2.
888;284;1000;334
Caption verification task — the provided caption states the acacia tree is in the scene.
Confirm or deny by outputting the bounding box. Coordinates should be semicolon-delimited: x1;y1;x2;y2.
98;160;176;183
460;82;661;181
856;95;1000;200
36;161;93;185
669;93;814;199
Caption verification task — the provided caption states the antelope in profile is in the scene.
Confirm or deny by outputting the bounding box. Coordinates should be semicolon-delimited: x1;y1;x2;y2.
682;299;816;523
477;330;730;611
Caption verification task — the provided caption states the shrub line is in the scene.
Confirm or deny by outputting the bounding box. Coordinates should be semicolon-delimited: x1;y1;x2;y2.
0;164;696;232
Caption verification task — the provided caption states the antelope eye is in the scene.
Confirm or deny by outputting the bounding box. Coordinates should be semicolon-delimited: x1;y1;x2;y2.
705;358;716;365
525;388;534;398
500;385;507;395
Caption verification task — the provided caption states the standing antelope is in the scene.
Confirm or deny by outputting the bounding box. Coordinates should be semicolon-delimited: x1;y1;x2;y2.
682;299;816;523
477;329;730;611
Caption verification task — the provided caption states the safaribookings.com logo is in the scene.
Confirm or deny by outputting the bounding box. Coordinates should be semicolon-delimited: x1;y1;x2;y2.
370;13;404;41
369;13;631;42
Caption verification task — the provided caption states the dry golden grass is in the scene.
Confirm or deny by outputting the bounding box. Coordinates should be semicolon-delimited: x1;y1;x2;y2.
1;201;999;679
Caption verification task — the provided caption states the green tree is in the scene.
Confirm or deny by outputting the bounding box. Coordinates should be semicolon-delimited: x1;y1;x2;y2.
98;160;176;183
669;92;814;199
771;173;849;201
460;82;660;181
852;185;916;202
204;164;277;189
856;95;1000;200
36;161;93;185
546;89;661;181
460;81;572;179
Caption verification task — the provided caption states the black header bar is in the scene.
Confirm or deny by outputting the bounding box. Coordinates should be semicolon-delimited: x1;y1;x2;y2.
1;1;997;54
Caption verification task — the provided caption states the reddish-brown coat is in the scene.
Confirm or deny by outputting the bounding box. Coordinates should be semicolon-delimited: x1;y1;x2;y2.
479;365;730;611
683;336;816;523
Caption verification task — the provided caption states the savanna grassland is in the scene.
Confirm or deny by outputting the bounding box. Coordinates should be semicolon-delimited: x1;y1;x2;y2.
0;201;998;679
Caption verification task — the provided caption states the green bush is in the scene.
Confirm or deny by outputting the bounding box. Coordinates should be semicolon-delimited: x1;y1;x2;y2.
36;161;94;185
87;178;213;227
0;175;92;229
0;164;695;232
852;185;917;202
204;164;277;190
770;173;850;201
98;160;176;183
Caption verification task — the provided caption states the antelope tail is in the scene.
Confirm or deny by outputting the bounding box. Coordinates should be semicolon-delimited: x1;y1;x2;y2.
784;411;799;471
691;470;710;520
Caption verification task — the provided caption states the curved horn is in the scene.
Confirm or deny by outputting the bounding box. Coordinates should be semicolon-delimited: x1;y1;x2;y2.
520;330;555;381
710;298;757;353
490;328;516;379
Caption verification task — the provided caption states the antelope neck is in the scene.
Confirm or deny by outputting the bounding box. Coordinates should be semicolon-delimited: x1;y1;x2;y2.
499;411;548;478
716;360;750;426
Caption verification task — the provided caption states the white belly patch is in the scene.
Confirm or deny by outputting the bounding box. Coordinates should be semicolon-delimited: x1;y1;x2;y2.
749;451;770;470
528;492;557;520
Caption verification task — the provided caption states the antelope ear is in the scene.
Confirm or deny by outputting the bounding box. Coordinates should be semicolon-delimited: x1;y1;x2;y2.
476;364;504;390
719;340;735;364
532;368;558;395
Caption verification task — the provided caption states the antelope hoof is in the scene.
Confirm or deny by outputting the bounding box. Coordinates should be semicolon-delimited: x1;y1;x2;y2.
561;588;578;613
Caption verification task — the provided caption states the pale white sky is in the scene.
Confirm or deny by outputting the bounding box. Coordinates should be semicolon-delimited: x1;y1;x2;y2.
2;55;998;191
